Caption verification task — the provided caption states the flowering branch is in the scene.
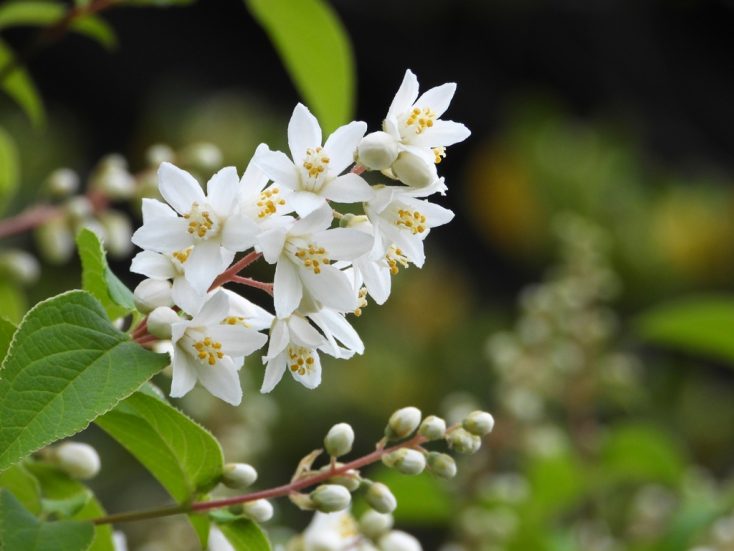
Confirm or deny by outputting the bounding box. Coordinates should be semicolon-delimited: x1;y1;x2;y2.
209;251;263;290
0;204;61;239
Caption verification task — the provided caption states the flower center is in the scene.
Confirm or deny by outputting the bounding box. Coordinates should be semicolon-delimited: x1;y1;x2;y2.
386;245;409;274
354;287;368;317
170;246;193;271
223;316;251;328
404;106;436;134
395;208;427;235
302;146;330;180
184;202;219;239
294;243;330;274
256;187;286;219
192;336;224;366
288;345;316;376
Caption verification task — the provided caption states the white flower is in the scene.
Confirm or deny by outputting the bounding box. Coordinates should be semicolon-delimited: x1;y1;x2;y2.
258;204;372;317
365;187;454;269
238;144;294;228
340;218;392;306
302;511;370;551
131;163;258;293
170;291;267;405
255;104;374;217
307;305;364;359
260;313;328;393
208;526;235;551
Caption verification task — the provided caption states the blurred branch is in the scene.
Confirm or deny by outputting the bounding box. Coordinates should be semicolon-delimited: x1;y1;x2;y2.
0;203;59;238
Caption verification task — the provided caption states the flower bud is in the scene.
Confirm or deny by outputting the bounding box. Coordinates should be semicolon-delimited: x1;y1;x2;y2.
391;152;437;189
386;407;421;440
426;452;457;479
310;484;352;513
364;482;397;514
463;411;495;436
65;196;94;221
47;168;79;197
318;463;361;491
99;210;133;258
418;415;446;441
181;142;223;171
222;463;258;490
146;307;180;339
0;250;40;285
53;442;101;480
382;448;426;475
95;163;136;200
324;423;354;458
447;427;482;455
357;131;399;170
359;510;394;540
379;530;422;551
243;499;273;523
134;279;173;313
146;144;175;167
35;217;74;264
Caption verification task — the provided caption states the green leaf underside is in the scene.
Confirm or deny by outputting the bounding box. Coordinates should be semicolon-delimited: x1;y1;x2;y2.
0;1;117;49
0;463;41;515
245;0;355;134
0;290;168;472
96;391;224;503
0;39;44;126
0;489;94;551
217;518;271;551
76;228;135;320
635;295;734;364
0;126;19;216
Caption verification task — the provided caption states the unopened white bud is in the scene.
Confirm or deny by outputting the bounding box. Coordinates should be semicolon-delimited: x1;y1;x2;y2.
324;423;354;458
146;144;175;167
382;448;425;475
463;411;495;436
0;250;40;284
222;462;258;489
181;142;223;171
340;213;369;229
243;499;273;523
379;530;422;551
35;217;74;264
47;168;79;197
65;196;93;221
426;452;457;479
134;279;173;313
386;407;421;440
364;482;397;514
99;211;133;258
418;415;446;441
318;462;361;491
359;510;394;540
391;152;437;189
74;218;107;243
146;307;179;339
357;131;399;170
310;484;351;513
53;442;101;480
447;428;481;455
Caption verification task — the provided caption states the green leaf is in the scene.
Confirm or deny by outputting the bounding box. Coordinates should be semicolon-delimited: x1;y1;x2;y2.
0;126;19;215
0;39;44;126
95;391;224;502
0;279;27;324
0;2;117;49
524;451;585;520
0;489;94;551
0;290;168;472
0;463;41;514
217;519;271;551
635;295;734;364
0;316;16;361
245;0;355;133
76;228;135;320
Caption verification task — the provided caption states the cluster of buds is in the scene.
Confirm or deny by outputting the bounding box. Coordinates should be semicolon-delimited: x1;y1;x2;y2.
129;69;470;405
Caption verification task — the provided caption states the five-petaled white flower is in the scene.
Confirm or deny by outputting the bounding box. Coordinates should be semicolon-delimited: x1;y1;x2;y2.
170;291;267;405
255;104;374;217
258;204;373;317
131;163;258;293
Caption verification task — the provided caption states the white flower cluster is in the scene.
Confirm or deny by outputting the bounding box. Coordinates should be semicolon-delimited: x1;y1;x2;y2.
129;69;469;405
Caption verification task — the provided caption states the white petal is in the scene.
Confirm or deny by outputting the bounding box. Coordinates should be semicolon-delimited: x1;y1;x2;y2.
290;351;321;389
254;147;301;190
394;231;425;268
403;197;455;228
301;265;357;313
288;190;327;218
288;315;326;348
158;162;205;215
171;276;205;316
414;82;456;118
273;258;303;318
312;309;363;354
130;251;177;279
131;217;193;253
313;228;373;261
291;203;333;236
192;289;230;326
261;352;287;393
387;69;420;120
321;174;374;203
323;121;367;173
184;240;227;294
265;318;290;360
360;258;391;305
288;103;322;162
240;145;270;199
207;166;240;217
221;214;259;252
197;357;242;405
141;198;176;222
367;187;395;215
223;289;274;330
258;226;289;264
169;348;198;398
412;120;470;148
208;325;267;357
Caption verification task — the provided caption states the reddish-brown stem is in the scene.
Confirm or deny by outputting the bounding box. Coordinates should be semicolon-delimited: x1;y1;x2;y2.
351;164;366;175
0;205;61;239
209;251;262;290
91;432;428;526
230;275;274;296
131;318;148;340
